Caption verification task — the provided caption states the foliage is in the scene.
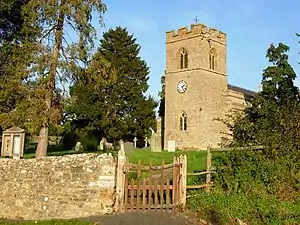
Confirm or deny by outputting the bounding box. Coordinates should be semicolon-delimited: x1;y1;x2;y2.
188;191;300;225
0;0;39;133
223;43;300;156
191;43;300;224
3;0;108;158
158;70;166;118
213;150;300;197
68;26;157;142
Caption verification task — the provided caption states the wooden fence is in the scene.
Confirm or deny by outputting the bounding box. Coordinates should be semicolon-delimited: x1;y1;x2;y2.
114;146;264;211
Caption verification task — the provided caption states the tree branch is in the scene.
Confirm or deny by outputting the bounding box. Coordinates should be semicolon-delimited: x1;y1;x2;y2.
40;25;57;43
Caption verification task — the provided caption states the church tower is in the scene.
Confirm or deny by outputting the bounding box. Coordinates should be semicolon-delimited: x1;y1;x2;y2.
164;23;229;150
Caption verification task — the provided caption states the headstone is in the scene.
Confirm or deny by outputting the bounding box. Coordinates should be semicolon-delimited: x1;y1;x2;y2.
119;139;125;152
124;142;134;153
150;133;162;152
167;140;176;152
144;137;148;148
133;137;138;148
99;137;106;151
105;142;114;150
75;141;84;152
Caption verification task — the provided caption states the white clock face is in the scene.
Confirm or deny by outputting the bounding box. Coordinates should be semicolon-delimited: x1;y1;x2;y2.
177;80;187;93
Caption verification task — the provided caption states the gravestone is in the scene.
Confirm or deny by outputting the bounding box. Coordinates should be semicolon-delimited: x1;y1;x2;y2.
75;142;84;152
167;140;176;152
133;137;138;148
150;133;162;152
124;142;134;153
144;137;148;148
119;139;125;152
105;142;114;150
99;137;106;151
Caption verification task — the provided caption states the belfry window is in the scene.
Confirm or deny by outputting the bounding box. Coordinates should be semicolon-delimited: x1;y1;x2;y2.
180;112;187;131
209;48;216;70
179;48;188;69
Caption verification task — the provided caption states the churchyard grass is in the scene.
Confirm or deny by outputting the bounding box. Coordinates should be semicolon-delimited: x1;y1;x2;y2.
23;143;75;159
127;149;207;172
23;142;207;174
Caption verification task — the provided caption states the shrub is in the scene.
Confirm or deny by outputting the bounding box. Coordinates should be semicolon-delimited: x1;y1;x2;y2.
188;191;300;225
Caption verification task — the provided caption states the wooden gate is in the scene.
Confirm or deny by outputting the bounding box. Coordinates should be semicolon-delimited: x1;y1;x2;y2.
114;151;187;212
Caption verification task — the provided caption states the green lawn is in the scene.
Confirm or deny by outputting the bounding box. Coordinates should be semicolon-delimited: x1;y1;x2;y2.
127;149;207;172
22;143;105;159
22;144;207;173
127;149;207;185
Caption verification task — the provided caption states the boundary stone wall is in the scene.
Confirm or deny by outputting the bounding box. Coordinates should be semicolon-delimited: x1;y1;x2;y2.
0;153;116;220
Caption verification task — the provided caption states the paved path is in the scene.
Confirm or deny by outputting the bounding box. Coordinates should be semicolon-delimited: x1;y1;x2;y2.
84;211;200;225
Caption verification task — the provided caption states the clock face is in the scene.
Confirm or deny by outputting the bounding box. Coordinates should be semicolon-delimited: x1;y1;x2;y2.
177;80;187;93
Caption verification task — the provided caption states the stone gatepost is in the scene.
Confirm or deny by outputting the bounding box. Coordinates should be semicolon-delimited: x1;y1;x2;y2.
114;150;126;212
119;139;125;153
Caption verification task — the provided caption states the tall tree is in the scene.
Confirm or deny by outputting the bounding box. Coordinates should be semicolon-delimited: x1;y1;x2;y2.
226;43;300;156
14;0;107;158
0;0;39;134
98;27;157;140
69;26;157;142
158;70;166;118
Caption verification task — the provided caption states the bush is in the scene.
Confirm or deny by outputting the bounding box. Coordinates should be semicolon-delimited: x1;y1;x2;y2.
78;131;99;152
212;149;299;200
60;127;99;152
188;191;300;225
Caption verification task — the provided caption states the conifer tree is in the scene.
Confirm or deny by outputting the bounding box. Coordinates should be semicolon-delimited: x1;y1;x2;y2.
69;27;157;141
228;43;300;157
0;0;39;134
158;71;166;118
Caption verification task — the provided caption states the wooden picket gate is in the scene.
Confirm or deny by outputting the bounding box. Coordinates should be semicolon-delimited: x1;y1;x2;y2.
114;151;187;212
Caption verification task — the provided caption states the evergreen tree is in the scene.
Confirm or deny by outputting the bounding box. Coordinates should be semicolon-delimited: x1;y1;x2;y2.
158;71;166;118
69;26;157;142
226;43;300;157
0;0;39;134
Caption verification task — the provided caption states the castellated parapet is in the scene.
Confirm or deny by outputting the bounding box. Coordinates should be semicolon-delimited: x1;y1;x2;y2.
166;23;227;45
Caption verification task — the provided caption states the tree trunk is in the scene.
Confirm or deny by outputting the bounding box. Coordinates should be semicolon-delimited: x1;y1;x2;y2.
35;1;65;159
35;126;49;159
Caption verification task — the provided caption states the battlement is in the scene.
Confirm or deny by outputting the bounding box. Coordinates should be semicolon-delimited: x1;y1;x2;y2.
166;23;226;44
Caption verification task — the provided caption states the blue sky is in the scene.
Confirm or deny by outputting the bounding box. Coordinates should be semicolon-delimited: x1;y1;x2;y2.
94;0;300;101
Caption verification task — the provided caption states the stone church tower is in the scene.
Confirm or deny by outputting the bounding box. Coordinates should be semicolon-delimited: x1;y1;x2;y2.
162;23;255;150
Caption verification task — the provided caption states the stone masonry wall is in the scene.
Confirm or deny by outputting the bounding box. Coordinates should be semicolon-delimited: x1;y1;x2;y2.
0;153;116;220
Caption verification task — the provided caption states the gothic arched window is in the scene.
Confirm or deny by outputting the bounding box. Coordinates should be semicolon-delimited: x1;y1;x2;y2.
209;48;217;70
179;48;188;69
180;112;187;131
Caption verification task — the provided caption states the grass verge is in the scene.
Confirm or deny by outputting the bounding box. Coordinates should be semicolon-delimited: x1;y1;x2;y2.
187;191;300;225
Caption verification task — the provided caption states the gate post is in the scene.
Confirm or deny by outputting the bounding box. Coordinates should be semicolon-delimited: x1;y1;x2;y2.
179;155;187;207
114;150;126;212
205;147;212;192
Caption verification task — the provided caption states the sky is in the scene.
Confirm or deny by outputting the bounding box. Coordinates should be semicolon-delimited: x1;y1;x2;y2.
92;0;300;101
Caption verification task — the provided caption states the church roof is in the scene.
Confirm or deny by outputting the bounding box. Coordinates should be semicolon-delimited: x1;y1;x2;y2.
228;84;257;97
